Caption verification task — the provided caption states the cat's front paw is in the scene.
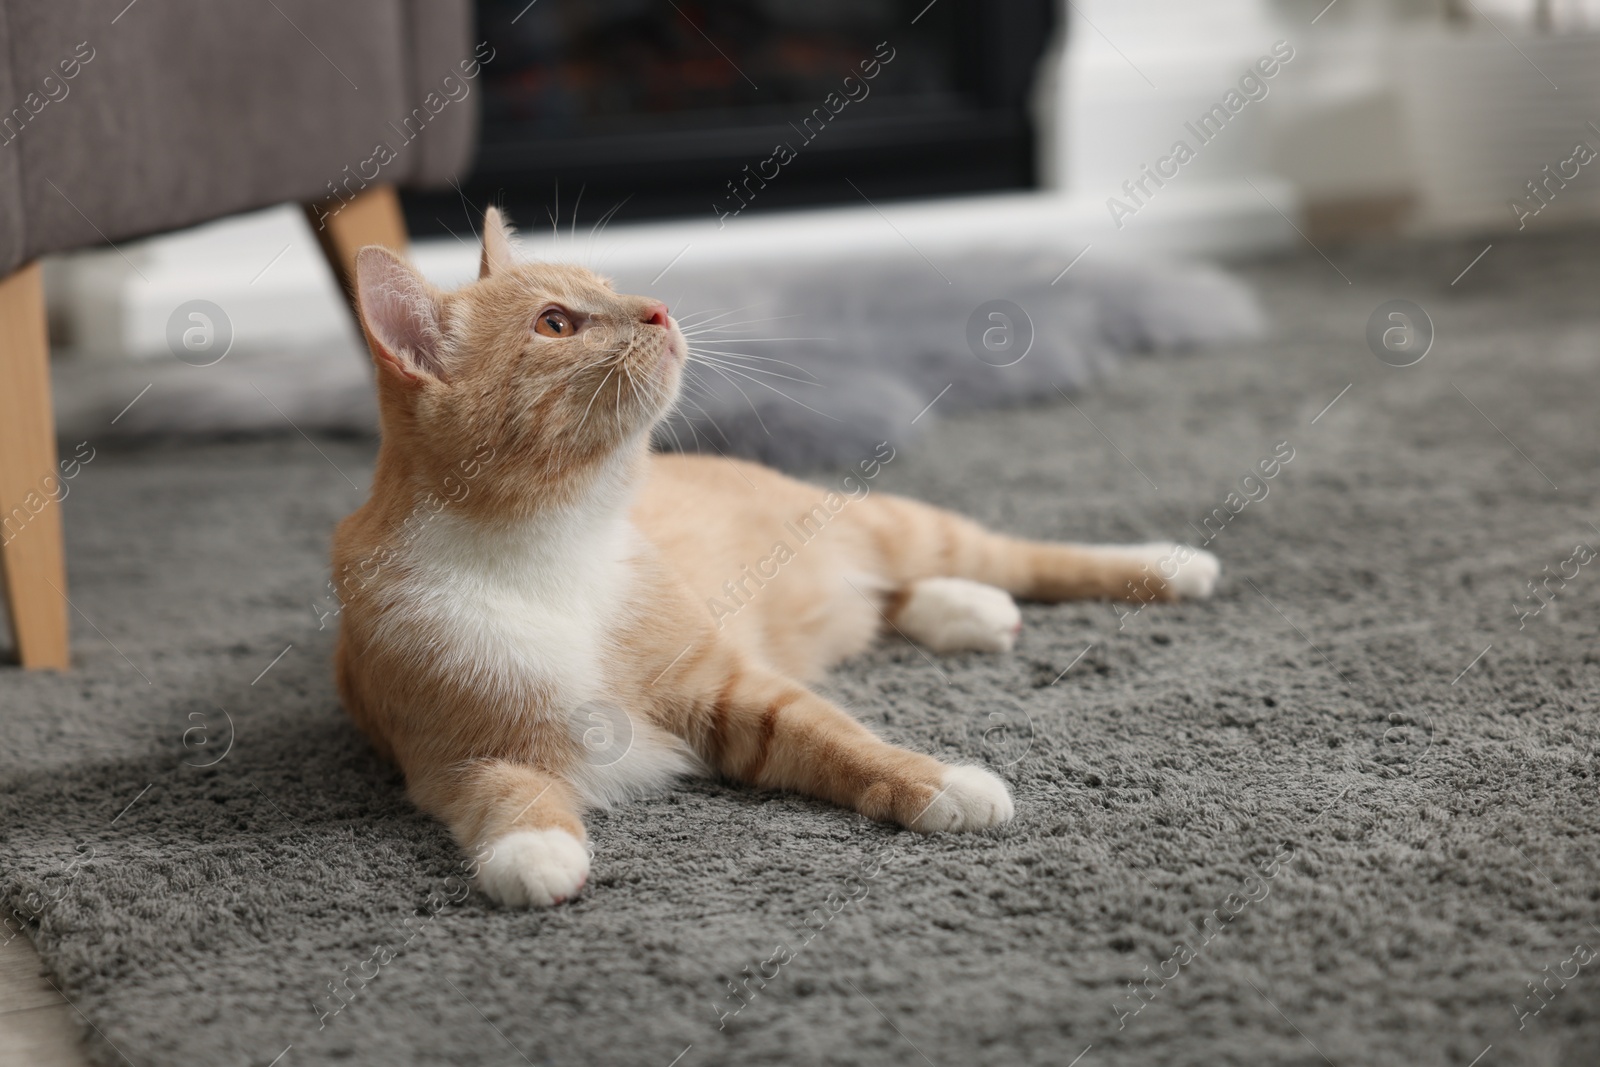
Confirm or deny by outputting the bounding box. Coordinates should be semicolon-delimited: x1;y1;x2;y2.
911;766;1015;832
477;828;590;907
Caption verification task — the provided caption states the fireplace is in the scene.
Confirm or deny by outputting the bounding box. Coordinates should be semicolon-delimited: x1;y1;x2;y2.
403;0;1057;235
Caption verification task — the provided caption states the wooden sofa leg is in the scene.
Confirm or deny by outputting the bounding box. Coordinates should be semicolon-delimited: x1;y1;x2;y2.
302;184;410;325
0;262;69;670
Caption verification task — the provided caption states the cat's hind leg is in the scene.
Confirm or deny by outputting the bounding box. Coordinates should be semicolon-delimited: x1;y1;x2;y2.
890;577;1022;654
847;492;1220;604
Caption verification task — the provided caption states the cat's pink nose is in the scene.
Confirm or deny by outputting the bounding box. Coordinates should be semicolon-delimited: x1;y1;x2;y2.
641;303;669;328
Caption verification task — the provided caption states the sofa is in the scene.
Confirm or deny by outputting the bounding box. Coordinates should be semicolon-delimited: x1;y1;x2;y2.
0;0;479;668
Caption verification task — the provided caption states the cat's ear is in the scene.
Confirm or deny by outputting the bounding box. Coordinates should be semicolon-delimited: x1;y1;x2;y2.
479;206;517;279
354;246;447;383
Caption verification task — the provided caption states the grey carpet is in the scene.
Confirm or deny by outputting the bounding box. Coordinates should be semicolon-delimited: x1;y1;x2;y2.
5;230;1600;1067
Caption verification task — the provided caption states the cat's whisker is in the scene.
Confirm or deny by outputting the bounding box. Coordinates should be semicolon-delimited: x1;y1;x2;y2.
665;411;709;456
687;357;821;384
576;364;619;438
688;408;734;451
686;336;833;345
687;342;818;363
678;362;716;404
695;359;840;423
589;195;631;240
680;331;832;353
675;304;745;321
679;412;748;468
652;395;697;454
676;420;707;455
652;389;689;452
570;184;585;245
679;317;805;335
617;357;650;431
685;347;822;380
672;372;736;448
673;407;728;458
688;353;820;388
677;362;719;411
585;196;633;269
569;354;617;376
674;305;757;330
695;359;772;437
679;314;806;335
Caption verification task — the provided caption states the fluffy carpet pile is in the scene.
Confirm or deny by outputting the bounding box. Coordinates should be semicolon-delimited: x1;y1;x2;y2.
5;230;1600;1067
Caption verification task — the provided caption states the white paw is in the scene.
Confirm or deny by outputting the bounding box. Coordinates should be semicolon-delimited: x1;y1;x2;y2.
895;577;1022;653
1102;542;1221;599
1158;543;1220;598
476;828;590;907
913;765;1015;832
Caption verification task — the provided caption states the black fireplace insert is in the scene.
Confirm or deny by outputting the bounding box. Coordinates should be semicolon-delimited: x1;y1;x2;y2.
403;0;1057;236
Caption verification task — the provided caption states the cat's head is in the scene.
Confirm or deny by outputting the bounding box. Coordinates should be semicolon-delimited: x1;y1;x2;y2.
353;208;684;493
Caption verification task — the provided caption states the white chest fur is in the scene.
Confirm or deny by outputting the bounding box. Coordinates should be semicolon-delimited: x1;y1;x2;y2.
383;478;696;808
399;502;636;708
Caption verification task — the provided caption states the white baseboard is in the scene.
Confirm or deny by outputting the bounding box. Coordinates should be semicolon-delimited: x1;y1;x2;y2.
46;181;1298;360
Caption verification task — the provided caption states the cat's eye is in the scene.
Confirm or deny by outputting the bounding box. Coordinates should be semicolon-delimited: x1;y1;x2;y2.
534;308;574;338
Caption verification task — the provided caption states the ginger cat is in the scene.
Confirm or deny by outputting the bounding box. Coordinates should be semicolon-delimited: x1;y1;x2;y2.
332;209;1219;907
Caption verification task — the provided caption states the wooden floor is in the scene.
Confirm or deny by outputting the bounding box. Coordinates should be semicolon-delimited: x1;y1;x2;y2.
0;935;91;1067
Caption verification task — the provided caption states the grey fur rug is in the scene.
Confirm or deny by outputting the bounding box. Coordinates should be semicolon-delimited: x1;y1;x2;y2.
53;249;1261;471
7;229;1600;1067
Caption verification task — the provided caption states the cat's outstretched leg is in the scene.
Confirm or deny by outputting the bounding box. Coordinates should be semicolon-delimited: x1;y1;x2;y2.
847;494;1220;603
661;655;1012;831
410;759;589;907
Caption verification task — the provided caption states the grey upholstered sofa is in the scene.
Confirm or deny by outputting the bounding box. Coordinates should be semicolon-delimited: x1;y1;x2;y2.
0;0;479;668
